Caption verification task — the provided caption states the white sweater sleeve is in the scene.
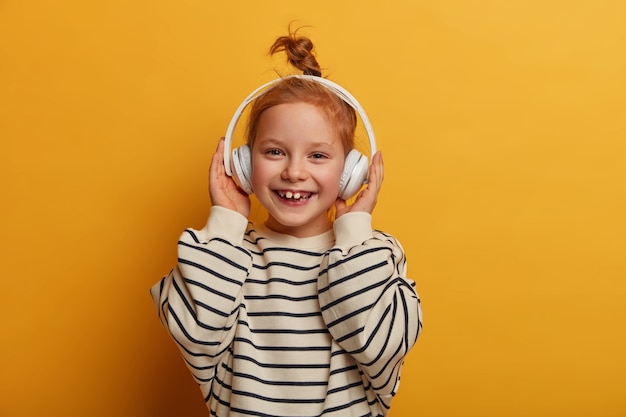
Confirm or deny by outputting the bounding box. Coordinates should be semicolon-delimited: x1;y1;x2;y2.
318;212;423;409
151;206;252;384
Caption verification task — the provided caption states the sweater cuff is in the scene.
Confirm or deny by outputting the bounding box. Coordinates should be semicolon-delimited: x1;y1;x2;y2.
203;206;248;243
333;212;373;249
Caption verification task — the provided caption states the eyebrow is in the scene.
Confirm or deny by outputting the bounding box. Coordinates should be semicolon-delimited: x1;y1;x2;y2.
258;138;337;150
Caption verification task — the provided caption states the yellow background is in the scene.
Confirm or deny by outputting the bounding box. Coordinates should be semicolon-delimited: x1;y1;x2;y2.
1;1;625;416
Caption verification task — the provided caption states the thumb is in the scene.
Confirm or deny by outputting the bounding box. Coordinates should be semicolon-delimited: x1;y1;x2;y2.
334;197;348;217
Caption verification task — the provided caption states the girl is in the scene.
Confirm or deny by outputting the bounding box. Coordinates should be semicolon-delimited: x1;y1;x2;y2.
151;31;422;417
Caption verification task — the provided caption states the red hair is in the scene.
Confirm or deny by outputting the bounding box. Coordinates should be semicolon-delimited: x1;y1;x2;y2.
246;30;357;154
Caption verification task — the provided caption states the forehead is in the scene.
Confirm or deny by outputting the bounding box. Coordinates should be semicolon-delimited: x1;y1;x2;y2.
254;102;343;148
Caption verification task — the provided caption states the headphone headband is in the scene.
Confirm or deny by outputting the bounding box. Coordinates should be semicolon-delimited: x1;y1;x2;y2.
223;74;377;176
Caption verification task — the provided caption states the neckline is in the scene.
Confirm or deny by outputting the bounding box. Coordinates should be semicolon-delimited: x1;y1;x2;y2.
252;222;335;250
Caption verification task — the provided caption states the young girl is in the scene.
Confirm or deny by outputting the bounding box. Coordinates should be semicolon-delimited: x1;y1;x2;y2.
151;31;422;417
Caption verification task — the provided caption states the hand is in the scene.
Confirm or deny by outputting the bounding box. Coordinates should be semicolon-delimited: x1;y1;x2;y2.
209;138;251;218
335;151;384;218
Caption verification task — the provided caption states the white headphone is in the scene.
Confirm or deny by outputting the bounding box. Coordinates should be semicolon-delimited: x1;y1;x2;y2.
223;74;377;200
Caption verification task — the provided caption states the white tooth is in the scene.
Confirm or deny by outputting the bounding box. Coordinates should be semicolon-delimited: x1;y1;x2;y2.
285;191;293;199
294;192;301;199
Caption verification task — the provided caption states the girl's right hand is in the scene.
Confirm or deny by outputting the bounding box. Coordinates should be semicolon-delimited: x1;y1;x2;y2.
209;138;251;218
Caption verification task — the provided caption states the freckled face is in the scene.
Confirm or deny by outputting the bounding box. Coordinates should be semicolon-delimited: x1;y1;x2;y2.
250;102;345;238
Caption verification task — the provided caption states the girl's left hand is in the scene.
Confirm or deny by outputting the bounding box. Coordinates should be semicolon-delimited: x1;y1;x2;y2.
335;151;384;218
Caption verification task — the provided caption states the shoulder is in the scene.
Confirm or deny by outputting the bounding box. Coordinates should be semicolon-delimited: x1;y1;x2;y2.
372;228;404;248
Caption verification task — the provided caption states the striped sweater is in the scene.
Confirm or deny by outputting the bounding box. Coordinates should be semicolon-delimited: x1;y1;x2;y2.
151;206;422;417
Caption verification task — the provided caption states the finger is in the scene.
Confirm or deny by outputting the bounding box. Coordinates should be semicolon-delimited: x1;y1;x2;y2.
210;139;227;179
376;152;384;185
367;151;384;193
334;197;347;213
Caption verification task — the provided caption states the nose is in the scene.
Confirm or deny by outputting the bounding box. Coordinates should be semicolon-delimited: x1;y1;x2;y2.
281;157;308;182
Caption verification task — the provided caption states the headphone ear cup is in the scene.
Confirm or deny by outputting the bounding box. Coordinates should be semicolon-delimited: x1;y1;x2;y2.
339;149;369;200
231;145;254;194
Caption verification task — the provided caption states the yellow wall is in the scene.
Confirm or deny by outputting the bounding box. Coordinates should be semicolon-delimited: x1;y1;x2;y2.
1;1;625;416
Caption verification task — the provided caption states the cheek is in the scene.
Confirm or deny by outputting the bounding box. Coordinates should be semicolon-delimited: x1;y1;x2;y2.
319;164;344;192
249;156;285;193
250;160;269;189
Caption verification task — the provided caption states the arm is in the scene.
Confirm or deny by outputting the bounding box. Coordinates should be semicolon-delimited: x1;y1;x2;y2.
151;206;252;384
317;212;422;407
151;138;253;383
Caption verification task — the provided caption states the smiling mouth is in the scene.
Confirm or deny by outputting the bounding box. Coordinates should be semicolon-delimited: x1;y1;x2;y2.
276;190;312;201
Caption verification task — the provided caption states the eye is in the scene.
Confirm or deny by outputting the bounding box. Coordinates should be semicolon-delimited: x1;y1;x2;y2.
265;148;283;156
310;152;328;160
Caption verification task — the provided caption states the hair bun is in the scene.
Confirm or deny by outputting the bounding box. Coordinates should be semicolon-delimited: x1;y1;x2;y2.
270;30;322;77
